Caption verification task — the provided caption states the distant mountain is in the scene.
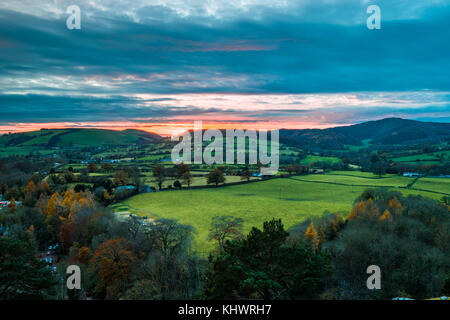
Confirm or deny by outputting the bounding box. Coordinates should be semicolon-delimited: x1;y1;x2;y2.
280;118;450;149
0;128;163;148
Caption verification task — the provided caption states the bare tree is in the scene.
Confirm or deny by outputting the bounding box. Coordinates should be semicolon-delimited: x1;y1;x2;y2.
208;216;244;251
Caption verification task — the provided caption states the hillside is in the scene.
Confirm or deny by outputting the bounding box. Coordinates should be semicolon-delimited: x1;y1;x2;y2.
0;128;163;148
1;118;449;151
280;118;450;149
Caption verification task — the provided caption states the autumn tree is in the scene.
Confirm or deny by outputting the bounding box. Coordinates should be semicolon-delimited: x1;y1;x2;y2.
87;163;98;173
113;170;129;186
348;199;379;220
7;198;16;213
47;192;63;216
38;181;50;195
45;192;64;240
23;180;36;195
305;222;319;252
380;209;392;221
90;238;137;299
77;246;92;264
388;197;403;215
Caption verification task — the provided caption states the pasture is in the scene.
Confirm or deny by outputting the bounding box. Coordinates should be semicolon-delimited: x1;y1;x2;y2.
112;171;449;253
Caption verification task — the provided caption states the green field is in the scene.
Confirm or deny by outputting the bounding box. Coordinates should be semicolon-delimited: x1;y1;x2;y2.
0;129;161;155
112;171;448;253
392;150;450;164
413;177;450;194
300;155;341;164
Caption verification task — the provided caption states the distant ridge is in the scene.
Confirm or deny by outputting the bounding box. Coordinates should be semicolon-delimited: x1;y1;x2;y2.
0;128;163;148
280;118;450;148
1;118;449;149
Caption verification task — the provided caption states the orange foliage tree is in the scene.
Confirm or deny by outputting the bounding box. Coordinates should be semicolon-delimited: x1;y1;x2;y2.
305;222;319;252
90;238;137;299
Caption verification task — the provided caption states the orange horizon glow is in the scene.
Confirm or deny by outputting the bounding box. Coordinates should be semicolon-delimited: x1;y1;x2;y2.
0;120;346;136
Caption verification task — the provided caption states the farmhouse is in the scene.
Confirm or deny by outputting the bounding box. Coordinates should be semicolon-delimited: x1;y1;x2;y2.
403;172;424;177
0;201;23;208
116;185;136;191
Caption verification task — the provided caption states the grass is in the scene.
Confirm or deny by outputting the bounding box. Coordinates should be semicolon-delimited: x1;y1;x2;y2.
345;138;373;151
392;150;450;164
294;172;413;187
413;177;450;194
0;128;160;152
300;155;341;164
112;171;448;253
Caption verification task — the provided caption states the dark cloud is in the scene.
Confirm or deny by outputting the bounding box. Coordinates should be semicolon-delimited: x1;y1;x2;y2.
0;1;449;124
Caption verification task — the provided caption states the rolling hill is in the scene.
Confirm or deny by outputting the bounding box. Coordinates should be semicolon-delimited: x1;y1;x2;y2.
280;118;450;149
1;118;449;151
0;128;163;148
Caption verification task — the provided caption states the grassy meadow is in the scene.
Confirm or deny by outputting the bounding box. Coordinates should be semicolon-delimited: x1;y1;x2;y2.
112;171;449;253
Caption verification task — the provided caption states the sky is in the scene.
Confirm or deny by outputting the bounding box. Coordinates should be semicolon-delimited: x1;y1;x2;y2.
0;0;449;135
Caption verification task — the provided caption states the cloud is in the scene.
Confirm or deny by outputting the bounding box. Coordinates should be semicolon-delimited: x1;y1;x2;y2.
0;1;449;129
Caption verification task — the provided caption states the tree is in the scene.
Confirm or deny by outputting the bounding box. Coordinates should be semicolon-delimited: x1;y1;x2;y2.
90;238;137;299
325;191;450;299
24;180;36;195
176;163;190;178
152;165;166;190
372;161;386;176
173;180;181;189
208;216;244;251
181;171;193;188
0;237;56;299
207;168;225;186
380;209;391;221
388;197;403;214
77;246;92;264
305;222;319;252
101;163;114;172
46;192;63;216
38;181;50;195
240;167;251;181
113;170;129;186
7;198;16;213
443;273;450;296
203;219;332;299
36;193;49;215
147;219;195;299
286;165;296;175
87;163;98;173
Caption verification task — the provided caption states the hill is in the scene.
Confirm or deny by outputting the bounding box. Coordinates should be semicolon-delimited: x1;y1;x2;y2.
280;118;450;149
0;128;163;148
